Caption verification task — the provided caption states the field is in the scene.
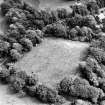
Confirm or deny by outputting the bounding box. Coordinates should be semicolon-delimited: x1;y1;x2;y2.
15;38;89;87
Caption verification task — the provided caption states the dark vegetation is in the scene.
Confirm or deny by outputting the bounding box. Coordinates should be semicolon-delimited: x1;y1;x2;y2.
58;76;104;103
1;0;105;105
96;0;105;8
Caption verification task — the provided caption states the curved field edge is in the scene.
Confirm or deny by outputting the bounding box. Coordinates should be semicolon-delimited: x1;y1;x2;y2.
15;38;89;87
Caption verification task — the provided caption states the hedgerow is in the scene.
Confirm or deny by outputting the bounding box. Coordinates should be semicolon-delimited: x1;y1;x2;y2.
83;15;97;29
25;73;38;86
7;29;25;41
6;63;17;75
10;49;22;61
9;76;26;93
96;0;105;8
78;38;105;97
57;8;70;19
43;21;67;38
86;0;99;15
0;68;11;83
86;57;105;78
65;14;84;28
71;4;89;16
35;84;64;103
36;84;52;102
79;60;99;87
15;71;28;80
1;0;23;16
88;47;105;64
5;8;27;24
99;79;105;93
59;76;104;103
12;43;23;53
67;25;98;42
19;38;33;52
0;40;11;57
35;29;44;38
25;30;42;46
69;28;78;40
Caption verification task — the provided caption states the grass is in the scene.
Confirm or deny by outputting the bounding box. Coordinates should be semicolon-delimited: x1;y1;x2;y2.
15;38;89;87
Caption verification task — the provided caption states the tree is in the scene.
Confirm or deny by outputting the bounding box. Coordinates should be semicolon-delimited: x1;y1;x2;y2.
7;29;25;41
57;8;68;19
80;59;99;87
35;29;44;38
99;79;105;92
1;2;11;16
89;47;105;64
96;0;105;8
14;71;28;81
6;63;17;75
50;10;59;23
83;15;97;29
0;41;11;57
71;4;89;16
12;43;23;53
25;73;38;86
0;41;10;51
26;30;42;46
23;2;35;14
86;57;105;78
36;84;61;103
65;14;84;28
1;0;23;16
14;22;26;34
20;38;33;52
8;23;26;41
0;68;11;83
59;76;104;103
6;8;27;24
40;9;52;25
33;19;45;30
69;28;78;39
80;26;94;42
86;0;99;14
10;49;22;61
9;76;25;93
43;21;67;38
26;85;37;97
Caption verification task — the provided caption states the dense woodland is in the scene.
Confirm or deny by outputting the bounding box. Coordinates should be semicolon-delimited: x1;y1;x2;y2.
1;0;105;105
